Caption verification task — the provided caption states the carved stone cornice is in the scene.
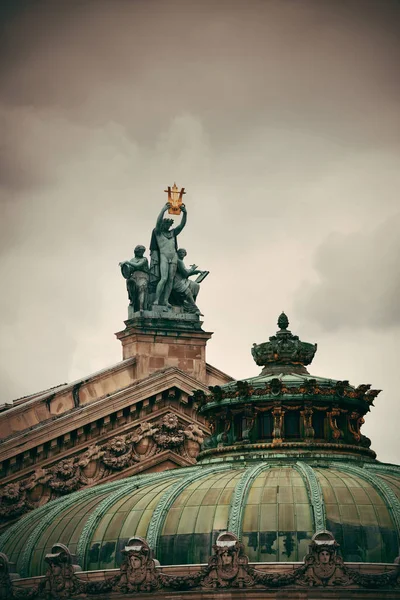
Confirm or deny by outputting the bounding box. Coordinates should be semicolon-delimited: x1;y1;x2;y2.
0;368;210;465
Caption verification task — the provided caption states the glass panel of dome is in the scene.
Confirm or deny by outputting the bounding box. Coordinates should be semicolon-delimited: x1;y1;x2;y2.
259;532;278;560
363;487;385;505
242;504;259;531
162;507;181;535
334;486;356;505
260;504;277;530
99;540;116;567
261;486;277;503
265;474;279;486
242;532;262;562
177;506;200;534
202;487;223;504
253;474;266;487
195;505;215;533
87;542;100;570
358;504;380;526
374;505;394;528
171;489;191;506
295;503;312;531
350;487;371;504
213;504;229;529
136;508;154;536
186;487;209;505
103;510;127;540
218;487;234;504
278;532;296;560
293;484;308;503
325;502;340;522
278;485;293;503
340;504;360;523
8;513;42;565
93;513;114;542
247;485;262;504
278;503;295;531
34;495;101;575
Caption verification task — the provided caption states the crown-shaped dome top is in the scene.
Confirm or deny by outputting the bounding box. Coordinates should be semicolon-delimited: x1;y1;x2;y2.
251;312;317;375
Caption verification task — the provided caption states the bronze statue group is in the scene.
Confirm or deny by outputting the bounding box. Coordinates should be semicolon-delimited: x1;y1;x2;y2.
120;203;208;316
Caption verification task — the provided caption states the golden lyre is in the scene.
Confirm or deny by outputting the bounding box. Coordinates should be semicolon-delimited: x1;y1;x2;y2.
165;183;186;215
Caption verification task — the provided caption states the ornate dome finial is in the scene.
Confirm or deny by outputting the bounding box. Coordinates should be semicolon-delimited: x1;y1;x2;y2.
251;315;317;374
277;312;289;331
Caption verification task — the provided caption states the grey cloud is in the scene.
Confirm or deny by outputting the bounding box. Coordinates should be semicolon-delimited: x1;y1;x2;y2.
0;0;399;462
296;214;400;331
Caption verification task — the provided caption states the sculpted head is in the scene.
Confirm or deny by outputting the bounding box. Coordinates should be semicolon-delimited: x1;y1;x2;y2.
134;245;146;258
221;550;233;566
319;549;331;564
162;218;174;232
177;248;187;259
129;554;143;570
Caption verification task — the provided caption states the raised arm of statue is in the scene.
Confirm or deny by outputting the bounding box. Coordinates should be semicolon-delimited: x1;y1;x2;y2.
172;204;187;236
155;203;170;234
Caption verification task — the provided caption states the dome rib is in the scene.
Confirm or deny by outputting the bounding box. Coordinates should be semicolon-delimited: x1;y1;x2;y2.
294;462;327;533
227;463;270;538
365;464;400;477
19;480;126;577
76;468;191;568
146;464;233;555
335;463;400;543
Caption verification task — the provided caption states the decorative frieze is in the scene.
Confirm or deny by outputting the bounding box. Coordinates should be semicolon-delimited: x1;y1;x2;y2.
0;412;204;524
4;531;400;598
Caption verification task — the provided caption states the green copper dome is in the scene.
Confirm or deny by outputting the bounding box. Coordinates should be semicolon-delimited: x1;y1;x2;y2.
1;316;399;578
0;461;399;577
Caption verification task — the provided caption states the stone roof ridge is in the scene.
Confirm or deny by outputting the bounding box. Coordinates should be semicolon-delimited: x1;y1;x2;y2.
0;365;211;451
205;362;234;383
11;383;68;407
2;357;137;417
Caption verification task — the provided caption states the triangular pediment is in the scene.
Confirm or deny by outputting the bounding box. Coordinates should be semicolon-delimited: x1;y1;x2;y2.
0;362;230;530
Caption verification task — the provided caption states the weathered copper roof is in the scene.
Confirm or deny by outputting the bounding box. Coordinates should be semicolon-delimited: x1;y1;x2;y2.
1;460;399;577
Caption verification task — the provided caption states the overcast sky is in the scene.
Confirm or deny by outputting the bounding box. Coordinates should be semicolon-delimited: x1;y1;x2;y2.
1;0;399;463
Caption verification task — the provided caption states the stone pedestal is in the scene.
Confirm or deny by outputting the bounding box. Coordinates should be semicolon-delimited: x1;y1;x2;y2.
115;307;213;383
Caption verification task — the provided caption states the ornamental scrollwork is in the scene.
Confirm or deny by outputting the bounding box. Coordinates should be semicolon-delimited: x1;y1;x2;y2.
0;482;33;520
0;412;205;523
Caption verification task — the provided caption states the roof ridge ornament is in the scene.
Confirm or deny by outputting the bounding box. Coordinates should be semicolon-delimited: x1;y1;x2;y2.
251;314;317;374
